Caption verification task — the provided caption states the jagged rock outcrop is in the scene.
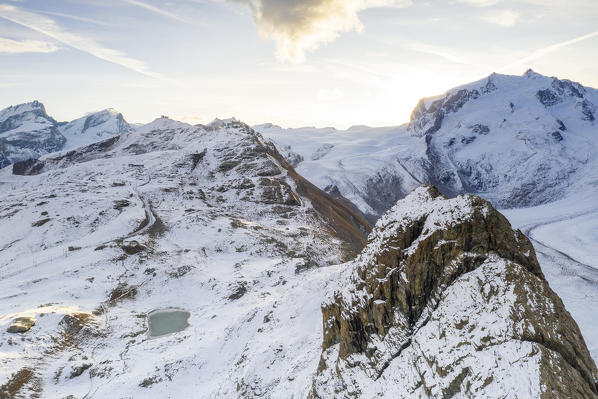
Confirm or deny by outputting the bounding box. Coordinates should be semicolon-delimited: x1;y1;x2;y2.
312;186;598;398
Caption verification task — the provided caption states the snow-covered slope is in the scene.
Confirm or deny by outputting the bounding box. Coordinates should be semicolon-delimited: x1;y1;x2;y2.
0;117;370;398
58;108;133;150
0;101;65;168
257;70;598;220
1;115;596;397
0;102;134;169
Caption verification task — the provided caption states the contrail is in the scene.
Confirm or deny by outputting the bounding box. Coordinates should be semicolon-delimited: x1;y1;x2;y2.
501;29;598;71
121;0;188;23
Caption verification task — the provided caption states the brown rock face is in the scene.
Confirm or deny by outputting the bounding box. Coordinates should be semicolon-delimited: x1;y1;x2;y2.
6;317;36;333
313;186;598;398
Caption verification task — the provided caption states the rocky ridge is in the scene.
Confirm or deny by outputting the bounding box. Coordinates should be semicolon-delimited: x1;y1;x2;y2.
312;185;598;398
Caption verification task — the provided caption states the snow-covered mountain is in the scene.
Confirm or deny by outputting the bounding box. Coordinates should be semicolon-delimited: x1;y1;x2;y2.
2;71;598;398
58;108;134;150
0;101;133;168
1;115;596;398
257;70;598;221
0;118;372;397
0;101;65;168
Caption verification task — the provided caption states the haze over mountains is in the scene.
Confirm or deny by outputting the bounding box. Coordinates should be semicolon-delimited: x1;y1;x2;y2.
1;71;598;398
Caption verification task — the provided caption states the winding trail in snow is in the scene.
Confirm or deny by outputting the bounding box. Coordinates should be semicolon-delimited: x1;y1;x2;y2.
0;171;155;283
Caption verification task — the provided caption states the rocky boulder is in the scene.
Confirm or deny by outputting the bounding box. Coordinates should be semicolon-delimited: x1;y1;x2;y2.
312;186;598;398
6;317;36;333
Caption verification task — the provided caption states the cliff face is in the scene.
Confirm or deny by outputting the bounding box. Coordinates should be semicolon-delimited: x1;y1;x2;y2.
313;186;598;398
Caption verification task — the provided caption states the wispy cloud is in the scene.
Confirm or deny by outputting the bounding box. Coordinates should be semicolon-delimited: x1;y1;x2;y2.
450;0;501;7
0;4;161;78
401;41;468;64
36;10;111;26
481;9;520;27
0;37;60;53
121;0;188;22
232;0;412;63
501;29;598;71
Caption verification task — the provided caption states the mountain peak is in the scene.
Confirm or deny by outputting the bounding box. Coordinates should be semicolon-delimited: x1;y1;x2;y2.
524;68;543;79
314;186;598;397
208;117;239;128
0;100;48;120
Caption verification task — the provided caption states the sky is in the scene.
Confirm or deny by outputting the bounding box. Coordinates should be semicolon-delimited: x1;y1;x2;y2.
0;0;597;128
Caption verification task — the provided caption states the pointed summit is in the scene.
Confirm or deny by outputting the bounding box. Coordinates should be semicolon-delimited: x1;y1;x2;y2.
313;186;598;398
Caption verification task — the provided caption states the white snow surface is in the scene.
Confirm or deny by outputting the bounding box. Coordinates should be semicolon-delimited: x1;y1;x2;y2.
0;120;350;398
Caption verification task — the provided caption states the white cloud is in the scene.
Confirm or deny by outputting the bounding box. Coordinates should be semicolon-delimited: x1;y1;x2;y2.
0;5;161;78
451;0;501;7
0;37;60;53
233;0;412;62
481;9;520;26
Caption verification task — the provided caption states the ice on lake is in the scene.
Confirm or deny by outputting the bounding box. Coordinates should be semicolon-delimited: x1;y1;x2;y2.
148;308;190;337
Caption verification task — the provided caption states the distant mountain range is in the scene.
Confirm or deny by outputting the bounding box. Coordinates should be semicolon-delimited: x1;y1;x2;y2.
0;101;132;168
257;69;598;220
3;70;596;221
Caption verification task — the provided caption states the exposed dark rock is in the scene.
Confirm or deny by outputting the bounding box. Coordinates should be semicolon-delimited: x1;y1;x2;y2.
550;131;564;142
6;317;36;333
556;119;567;131
581;99;596;122
537;89;561;107
189;149;207;171
32;218;51;227
121;240;145;255
229;281;248;300
12;158;46;176
552;78;585;98
470;124;490;135
69;364;92;379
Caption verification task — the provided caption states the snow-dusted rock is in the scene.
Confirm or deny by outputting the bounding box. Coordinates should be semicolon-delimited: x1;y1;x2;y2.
313;186;598;398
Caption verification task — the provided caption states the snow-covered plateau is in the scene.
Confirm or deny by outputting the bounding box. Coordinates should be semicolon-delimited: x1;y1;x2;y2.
1;70;598;398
